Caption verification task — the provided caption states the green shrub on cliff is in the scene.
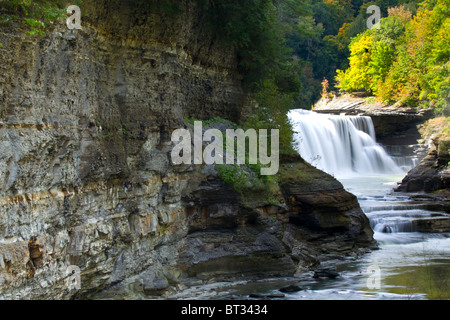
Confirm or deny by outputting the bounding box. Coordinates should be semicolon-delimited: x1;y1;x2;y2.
215;164;254;194
185;116;280;195
0;0;82;34
215;162;282;204
22;17;46;35
245;77;296;155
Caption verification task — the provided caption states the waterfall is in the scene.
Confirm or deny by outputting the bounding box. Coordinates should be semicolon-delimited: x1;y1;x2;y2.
370;218;415;233
288;109;404;178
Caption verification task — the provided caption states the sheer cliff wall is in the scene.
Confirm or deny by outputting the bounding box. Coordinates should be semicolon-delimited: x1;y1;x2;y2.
0;1;374;299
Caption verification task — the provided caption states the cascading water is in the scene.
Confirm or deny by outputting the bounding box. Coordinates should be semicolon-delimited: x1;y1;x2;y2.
277;109;450;299
288;109;403;178
287;109;446;240
175;110;450;300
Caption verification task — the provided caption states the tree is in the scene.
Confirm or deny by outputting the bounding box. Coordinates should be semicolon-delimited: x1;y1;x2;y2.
336;0;449;113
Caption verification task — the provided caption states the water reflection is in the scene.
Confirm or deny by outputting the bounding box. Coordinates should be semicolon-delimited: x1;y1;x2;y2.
338;235;450;300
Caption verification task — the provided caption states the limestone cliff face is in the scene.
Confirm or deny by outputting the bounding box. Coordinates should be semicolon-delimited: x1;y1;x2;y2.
0;1;373;299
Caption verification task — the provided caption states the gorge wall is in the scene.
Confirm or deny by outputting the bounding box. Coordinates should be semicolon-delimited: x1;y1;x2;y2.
0;1;374;299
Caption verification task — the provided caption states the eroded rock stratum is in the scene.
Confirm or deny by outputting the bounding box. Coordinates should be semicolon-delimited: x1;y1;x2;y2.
0;1;374;299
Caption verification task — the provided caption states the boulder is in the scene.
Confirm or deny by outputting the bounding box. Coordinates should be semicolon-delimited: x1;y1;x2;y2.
313;268;340;279
279;285;302;293
412;217;450;233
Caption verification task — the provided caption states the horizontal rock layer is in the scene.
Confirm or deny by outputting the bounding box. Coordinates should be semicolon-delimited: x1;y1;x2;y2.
0;1;374;299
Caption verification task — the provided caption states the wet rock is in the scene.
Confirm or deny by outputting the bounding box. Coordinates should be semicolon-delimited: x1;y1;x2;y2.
143;274;170;296
175;155;375;284
395;132;449;197
279;285;302;293
279;158;376;250
412;217;450;233
249;293;285;299
0;0;245;299
313;268;340;279
267;293;285;298
177;227;297;281
249;293;266;298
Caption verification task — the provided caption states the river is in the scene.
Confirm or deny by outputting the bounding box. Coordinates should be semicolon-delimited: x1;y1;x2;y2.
331;174;450;300
169;173;449;300
285;110;449;300
167;110;449;300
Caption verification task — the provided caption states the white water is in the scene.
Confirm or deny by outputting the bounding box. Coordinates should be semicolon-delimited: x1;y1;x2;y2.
287;109;446;240
288;109;404;178
284;110;450;299
168;110;450;300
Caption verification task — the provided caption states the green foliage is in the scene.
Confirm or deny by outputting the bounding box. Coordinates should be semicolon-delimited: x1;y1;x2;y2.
0;0;78;35
192;0;303;155
245;77;296;155
215;163;279;196
23;17;45;35
336;14;409;94
285;0;417;109
199;0;302;95
368;41;395;90
336;32;374;92
215;164;254;194
336;0;449;114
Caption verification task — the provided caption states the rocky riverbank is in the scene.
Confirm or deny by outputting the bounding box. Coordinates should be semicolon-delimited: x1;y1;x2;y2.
91;153;376;299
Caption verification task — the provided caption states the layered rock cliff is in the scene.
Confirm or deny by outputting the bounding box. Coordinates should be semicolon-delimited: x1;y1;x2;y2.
0;1;374;299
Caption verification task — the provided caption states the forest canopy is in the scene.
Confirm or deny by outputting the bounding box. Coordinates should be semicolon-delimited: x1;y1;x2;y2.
1;0;448;146
336;0;450;115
